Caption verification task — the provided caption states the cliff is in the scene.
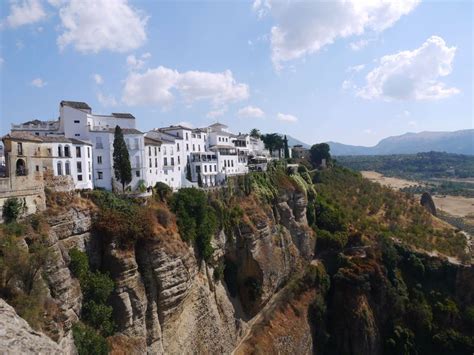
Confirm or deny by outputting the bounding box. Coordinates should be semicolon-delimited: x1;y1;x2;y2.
0;165;472;354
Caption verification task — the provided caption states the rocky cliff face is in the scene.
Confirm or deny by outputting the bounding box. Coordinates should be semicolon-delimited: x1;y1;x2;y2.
5;186;314;353
0;299;63;354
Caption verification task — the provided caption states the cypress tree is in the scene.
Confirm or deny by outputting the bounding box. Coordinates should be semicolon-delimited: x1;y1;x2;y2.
284;135;289;159
113;125;132;192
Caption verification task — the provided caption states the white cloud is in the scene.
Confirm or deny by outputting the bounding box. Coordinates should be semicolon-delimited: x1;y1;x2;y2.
207;108;227;119
341;80;354;91
346;64;365;73
277;112;298;123
57;0;148;53
358;36;459;101
97;92;117;107
403;110;411;117
122;66;249;108
253;0;419;69
93;74;103;85
237;105;265;118
126;53;151;71
350;39;370;51
408;120;417;127
0;57;4;66
5;0;46;28
30;78;46;87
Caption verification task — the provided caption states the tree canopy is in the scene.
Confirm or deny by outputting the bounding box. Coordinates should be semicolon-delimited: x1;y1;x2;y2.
250;128;261;138
112;125;132;192
310;143;331;167
262;133;284;157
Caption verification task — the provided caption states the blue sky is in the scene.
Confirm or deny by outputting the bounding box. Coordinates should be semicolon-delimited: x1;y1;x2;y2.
0;0;472;146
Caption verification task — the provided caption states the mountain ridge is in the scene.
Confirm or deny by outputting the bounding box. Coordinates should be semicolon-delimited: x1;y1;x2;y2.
328;129;473;156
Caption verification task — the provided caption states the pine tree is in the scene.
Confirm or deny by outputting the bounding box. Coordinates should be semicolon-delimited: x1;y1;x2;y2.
284;135;289;159
113;125;132;192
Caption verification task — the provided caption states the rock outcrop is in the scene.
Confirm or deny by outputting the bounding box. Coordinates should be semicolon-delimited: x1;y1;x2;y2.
0;299;63;354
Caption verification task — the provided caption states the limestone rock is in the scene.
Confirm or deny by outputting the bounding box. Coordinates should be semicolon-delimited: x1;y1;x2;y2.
0;299;63;354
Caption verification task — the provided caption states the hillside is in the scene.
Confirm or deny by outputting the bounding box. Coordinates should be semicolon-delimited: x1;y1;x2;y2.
329;129;474;156
0;163;472;354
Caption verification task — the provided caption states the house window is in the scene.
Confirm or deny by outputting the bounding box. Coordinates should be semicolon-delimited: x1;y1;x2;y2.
149;158;152;167
58;145;63;157
196;166;201;173
155;158;158;168
186;144;189;151
97;156;102;164
64;145;70;158
214;165;217;172
76;146;81;157
136;171;140;177
154;147;157;156
65;162;71;175
75;134;80;137
57;162;63;176
186;132;189;140
96;137;103;149
88;174;91;180
87;147;90;158
177;143;180;152
163;146;167;155
171;157;174;166
77;162;82;173
36;165;39;172
193;144;195;151
170;147;174;155
74;120;80;123
78;174;83;181
47;148;52;156
97;171;103;180
17;143;23;155
149;146;152;155
204;165;207;173
178;156;180;164
164;157;168;166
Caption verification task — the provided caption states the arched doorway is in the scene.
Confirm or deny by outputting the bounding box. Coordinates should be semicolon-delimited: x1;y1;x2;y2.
16;159;26;176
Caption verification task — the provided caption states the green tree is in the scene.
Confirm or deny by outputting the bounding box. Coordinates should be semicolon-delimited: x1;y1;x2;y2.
284;135;290;159
72;323;108;355
262;133;284;157
2;197;24;223
310;143;331;167
112;125;132;192
250;128;261;138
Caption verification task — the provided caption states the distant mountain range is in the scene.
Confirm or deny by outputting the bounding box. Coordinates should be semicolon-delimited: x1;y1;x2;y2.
328;129;473;156
283;135;311;149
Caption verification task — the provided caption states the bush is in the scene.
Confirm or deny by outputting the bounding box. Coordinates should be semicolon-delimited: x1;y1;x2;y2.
69;248;90;281
170;188;217;261
156;207;172;227
213;262;225;281
154;182;172;202
82;301;115;336
72;322;108;355
2;197;24;223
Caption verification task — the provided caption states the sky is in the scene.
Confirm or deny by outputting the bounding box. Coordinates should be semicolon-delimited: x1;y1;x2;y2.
0;0;472;146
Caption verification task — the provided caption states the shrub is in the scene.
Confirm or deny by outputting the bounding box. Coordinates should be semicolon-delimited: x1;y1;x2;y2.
82;301;115;336
154;182;172;202
316;229;348;251
213;262;225;281
72;322;108;355
69;248;90;281
170;188;217;261
2;197;24;223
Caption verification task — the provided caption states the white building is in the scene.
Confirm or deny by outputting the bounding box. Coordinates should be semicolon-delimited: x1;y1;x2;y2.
144;136;162;188
57;101;147;191
40;136;93;190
